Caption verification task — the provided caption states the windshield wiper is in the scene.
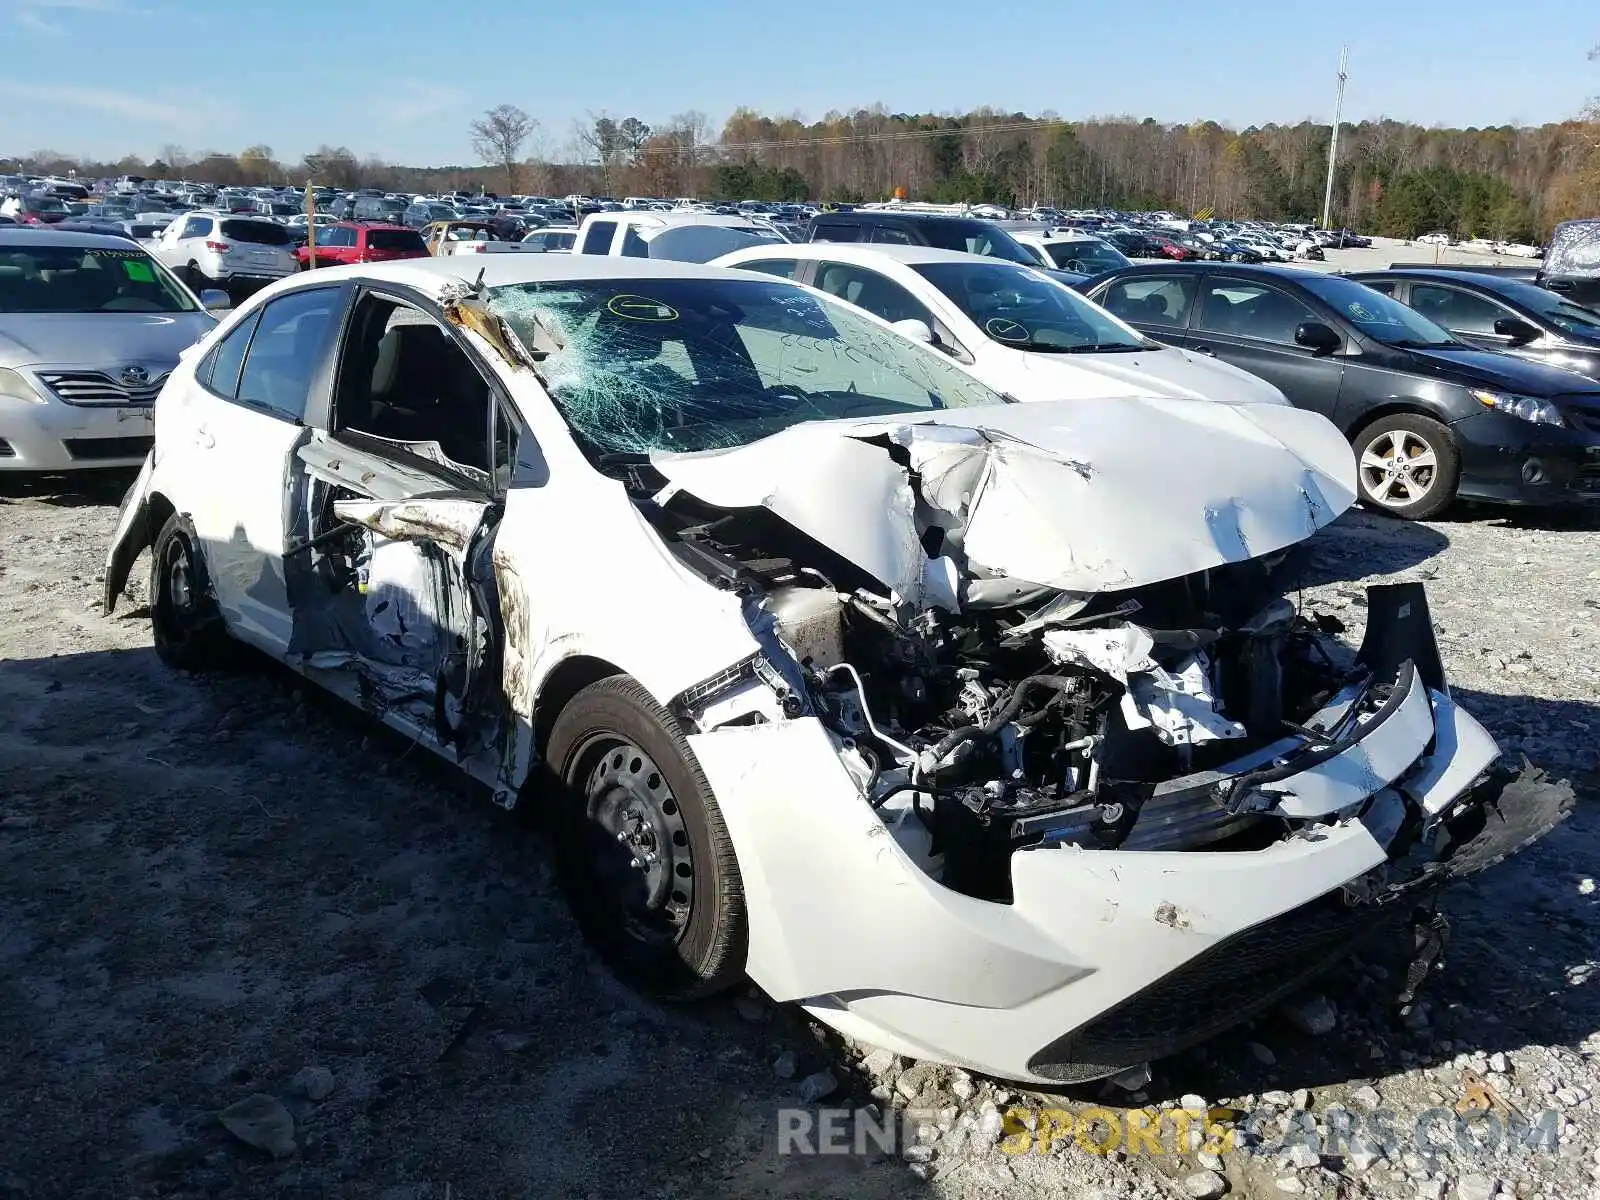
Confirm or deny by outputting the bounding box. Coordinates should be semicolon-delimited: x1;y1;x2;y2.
1386;338;1459;350
1022;342;1145;354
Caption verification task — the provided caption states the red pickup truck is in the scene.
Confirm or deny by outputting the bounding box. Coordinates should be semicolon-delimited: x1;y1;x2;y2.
297;221;428;269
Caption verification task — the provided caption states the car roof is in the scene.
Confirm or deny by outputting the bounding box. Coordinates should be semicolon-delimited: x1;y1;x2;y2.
0;228;154;251
1346;268;1518;288
724;243;1005;269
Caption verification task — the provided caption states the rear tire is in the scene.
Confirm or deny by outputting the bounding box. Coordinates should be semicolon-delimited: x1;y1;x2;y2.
1352;413;1461;520
547;675;746;999
150;512;233;670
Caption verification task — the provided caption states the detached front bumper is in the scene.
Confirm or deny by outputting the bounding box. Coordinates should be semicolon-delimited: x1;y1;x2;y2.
689;584;1573;1085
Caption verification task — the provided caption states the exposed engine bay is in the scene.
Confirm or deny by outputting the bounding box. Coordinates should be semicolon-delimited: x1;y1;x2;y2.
625;465;1379;905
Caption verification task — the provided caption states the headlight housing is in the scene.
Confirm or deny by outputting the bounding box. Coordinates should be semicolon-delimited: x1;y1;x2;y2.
1469;389;1564;427
0;367;45;403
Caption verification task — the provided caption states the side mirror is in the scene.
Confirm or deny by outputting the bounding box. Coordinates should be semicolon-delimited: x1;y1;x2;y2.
1294;321;1341;354
1493;316;1540;345
199;288;230;312
891;318;936;345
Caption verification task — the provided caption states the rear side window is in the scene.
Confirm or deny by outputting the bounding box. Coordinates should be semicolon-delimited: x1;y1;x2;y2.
868;225;915;245
366;229;425;252
235;289;340;422
733;259;798;279
220;219;291;246
580;220;618;254
809;221;860;243
620;226;650;257
199;311;261;399
1099;276;1198;328
1196;281;1316;344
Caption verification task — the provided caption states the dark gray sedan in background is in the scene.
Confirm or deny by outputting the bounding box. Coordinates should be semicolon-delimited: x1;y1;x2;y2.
0;229;226;472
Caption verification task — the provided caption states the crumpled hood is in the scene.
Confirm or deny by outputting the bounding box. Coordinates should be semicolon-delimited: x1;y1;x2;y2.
652;394;1356;603
1016;345;1289;405
0;312;216;370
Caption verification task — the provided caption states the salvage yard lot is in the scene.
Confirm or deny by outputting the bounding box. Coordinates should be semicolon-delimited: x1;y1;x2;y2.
1;474;1597;1200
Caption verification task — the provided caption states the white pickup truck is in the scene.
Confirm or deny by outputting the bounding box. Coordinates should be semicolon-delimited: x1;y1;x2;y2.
422;220;547;258
570;211;786;262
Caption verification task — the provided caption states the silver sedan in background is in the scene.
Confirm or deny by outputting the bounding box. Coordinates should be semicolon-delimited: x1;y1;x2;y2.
0;229;227;472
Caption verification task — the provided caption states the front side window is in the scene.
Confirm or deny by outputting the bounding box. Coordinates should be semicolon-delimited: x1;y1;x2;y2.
1408;284;1513;336
1297;274;1455;348
0;245;196;314
487;277;1005;457
334;295;501;485
1042;240;1131;274
1099;275;1197;327
808;221;860;243
868;225;915;245
814;262;936;327
915;262;1144;351
1196;281;1317;344
235;288;340;422
915;220;1037;265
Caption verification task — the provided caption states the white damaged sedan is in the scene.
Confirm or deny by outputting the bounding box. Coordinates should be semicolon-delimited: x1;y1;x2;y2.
104;255;1570;1085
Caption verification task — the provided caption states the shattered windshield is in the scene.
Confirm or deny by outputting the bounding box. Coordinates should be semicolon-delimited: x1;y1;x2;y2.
488;276;1006;455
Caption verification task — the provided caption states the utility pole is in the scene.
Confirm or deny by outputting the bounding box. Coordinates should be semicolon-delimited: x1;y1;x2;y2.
1320;45;1349;230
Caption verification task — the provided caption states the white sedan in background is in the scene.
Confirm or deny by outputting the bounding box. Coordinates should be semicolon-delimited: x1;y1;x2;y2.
709;243;1291;408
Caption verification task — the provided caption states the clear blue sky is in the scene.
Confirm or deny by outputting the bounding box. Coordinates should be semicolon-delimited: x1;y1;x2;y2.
1;0;1595;167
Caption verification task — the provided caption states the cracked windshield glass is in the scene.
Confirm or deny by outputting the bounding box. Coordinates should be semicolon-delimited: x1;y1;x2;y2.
488;277;1004;455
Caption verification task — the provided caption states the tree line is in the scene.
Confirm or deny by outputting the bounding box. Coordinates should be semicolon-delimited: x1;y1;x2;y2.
12;93;1599;239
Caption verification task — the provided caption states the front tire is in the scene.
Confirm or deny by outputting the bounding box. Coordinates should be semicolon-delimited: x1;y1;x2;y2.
150;512;233;670
547;675;746;999
1353;413;1461;520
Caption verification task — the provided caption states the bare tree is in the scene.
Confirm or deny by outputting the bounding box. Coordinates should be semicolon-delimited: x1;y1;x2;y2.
470;104;536;194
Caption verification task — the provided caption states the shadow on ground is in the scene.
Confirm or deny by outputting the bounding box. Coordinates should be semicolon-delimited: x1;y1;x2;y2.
0;644;927;1200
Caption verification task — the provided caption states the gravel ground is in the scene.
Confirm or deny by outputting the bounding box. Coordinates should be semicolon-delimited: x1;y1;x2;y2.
0;473;1595;1200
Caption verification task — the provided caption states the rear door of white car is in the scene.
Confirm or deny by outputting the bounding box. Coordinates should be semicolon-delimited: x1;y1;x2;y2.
174;285;346;652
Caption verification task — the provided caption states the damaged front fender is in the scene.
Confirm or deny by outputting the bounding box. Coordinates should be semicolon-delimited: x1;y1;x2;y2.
103;451;155;615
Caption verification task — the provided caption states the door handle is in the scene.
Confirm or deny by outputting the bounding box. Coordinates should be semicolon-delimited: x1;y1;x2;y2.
194;426;215;449
1192;345;1217;356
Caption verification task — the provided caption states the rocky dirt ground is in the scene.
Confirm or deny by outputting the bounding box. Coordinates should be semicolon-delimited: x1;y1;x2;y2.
0;473;1596;1200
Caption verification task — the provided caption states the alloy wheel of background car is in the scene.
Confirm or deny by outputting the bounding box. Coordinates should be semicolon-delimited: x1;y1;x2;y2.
150;512;232;670
1354;413;1461;521
547;675;746;999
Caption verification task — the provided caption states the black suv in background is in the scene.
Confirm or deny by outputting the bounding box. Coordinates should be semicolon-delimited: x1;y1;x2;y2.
1084;262;1600;518
807;211;1090;284
1347;269;1600;382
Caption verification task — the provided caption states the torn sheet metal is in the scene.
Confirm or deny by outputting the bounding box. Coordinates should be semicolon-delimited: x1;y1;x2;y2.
333;497;491;553
1122;651;1246;746
653;433;931;605
651;394;1357;600
1241;665;1437;819
1402;691;1501;818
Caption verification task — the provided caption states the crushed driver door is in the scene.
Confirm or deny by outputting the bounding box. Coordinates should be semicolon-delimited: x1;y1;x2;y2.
286;433;506;777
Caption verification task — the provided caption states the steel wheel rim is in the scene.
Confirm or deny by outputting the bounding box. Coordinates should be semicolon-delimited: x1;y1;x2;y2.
162;535;195;615
577;736;694;944
1359;428;1440;508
